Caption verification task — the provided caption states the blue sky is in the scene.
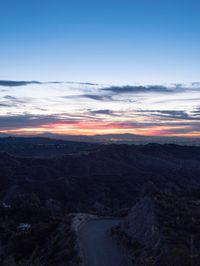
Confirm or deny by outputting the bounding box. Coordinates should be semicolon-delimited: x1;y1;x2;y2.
0;1;200;137
0;0;200;84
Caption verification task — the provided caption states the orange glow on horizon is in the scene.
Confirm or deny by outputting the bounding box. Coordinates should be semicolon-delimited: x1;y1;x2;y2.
0;121;200;138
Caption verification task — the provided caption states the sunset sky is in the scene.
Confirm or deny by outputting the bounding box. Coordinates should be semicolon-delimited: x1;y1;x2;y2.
0;0;200;136
0;81;200;136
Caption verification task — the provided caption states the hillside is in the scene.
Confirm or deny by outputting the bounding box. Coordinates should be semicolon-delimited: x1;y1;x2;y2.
1;139;200;265
0;137;99;157
112;183;200;265
1;142;200;212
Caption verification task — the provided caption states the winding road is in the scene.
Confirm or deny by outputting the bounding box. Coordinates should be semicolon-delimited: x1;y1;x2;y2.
79;219;131;266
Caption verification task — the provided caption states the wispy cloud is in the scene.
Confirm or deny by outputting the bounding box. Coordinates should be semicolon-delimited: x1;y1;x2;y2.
102;85;184;94
0;114;81;130
0;81;200;136
135;110;200;121
0;95;31;108
83;94;113;101
89;109;114;115
0;80;100;87
0;80;41;87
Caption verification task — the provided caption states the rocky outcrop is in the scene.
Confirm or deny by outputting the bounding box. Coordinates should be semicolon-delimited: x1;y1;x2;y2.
112;184;200;266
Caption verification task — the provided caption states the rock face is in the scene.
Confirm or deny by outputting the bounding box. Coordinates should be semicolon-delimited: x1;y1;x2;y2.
125;196;164;249
112;185;200;266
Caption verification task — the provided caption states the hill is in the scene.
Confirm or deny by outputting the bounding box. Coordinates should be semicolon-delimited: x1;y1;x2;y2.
112;183;200;265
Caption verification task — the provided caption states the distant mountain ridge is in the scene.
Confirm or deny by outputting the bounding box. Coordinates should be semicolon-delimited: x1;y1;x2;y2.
0;133;200;146
0;136;99;157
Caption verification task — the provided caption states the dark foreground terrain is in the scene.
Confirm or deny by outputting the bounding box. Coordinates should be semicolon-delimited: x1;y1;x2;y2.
112;183;200;266
1;137;200;265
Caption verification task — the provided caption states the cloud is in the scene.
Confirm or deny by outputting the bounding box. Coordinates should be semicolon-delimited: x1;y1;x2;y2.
0;103;11;107
62;85;187;103
83;94;113;101
191;107;200;116
191;82;200;87
4;95;23;102
153;110;192;120
154;123;200;135
62;84;186;103
0;80;100;87
102;85;181;94
0;115;54;129
65;81;99;86
89;109;113;115
0;112;200;137
0;81;200;136
63;94;112;101
0;114;81;130
0;80;41;87
0;95;30;108
135;109;200;121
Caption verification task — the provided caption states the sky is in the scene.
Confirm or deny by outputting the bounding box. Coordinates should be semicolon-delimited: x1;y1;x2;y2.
1;81;200;136
0;0;200;136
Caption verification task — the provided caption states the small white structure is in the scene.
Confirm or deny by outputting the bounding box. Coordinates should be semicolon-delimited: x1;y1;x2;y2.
0;202;11;208
17;223;31;231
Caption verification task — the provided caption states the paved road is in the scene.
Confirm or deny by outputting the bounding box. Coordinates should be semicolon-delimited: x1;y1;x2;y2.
79;219;131;266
